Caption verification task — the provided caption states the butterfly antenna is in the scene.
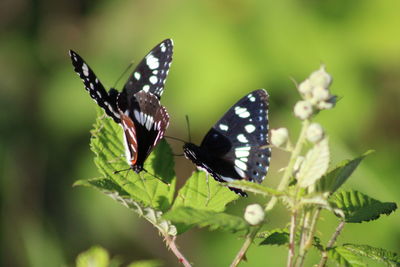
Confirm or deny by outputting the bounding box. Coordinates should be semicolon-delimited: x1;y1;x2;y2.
113;61;134;88
142;168;171;186
185;115;192;143
164;135;187;143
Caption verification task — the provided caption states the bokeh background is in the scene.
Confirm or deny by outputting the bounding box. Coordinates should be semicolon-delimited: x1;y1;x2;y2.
1;0;399;266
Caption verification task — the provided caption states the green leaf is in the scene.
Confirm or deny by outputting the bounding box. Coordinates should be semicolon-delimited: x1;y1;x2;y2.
163;207;249;233
75;177;177;236
297;137;330;188
226;180;283;197
172;170;238;212
258;229;289;246
127;260;163;267
329;246;366;267
76;246;109;267
316;150;374;194
90;112;176;211
330;190;397;223
342;244;400;267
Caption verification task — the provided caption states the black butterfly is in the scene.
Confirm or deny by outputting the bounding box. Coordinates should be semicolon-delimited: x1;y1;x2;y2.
183;89;271;196
69;39;173;173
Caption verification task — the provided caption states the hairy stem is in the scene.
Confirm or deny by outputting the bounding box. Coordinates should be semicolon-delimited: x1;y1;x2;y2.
318;220;345;267
298;208;321;267
164;234;192;267
287;210;298;267
230;120;310;267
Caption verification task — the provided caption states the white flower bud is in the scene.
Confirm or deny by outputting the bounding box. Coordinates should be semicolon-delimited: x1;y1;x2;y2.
271;128;289;147
298;79;313;97
294;100;313;120
309;65;332;89
312;86;330;102
306;122;324;143
293;156;305;178
244;204;265;226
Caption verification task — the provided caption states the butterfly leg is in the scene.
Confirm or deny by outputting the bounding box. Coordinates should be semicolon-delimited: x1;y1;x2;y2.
205;172;211;206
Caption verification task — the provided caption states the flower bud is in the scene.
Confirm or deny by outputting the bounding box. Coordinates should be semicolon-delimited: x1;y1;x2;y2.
294;100;313;120
312;86;330;102
244;204;265;226
306;122;324;143
271;128;289;147
309;65;332;89
316;100;334;110
298;79;313;97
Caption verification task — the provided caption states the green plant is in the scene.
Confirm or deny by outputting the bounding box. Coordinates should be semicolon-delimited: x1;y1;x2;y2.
74;66;398;267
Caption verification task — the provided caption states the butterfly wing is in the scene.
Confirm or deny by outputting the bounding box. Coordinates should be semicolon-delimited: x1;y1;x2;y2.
69;50;121;123
122;39;173;100
119;91;169;172
201;89;271;183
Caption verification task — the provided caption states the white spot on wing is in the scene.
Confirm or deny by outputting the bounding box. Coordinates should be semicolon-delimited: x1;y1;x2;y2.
237;134;248;143
146;54;160;69
134;72;141;80
149;76;158;84
219;124;229;131
235;106;250;118
245;124;256;133
82;63;89;77
235;159;247;170
248;94;256;102
143;85;150;92
235;149;250;158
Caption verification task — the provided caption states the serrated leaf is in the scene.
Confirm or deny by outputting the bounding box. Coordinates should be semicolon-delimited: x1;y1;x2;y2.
75;177;177;236
329;246;366;267
172;170;238;212
330;190;397;223
127;260;162;267
163;207;249;233
297;137;330;188
76;246;109;267
258;229;289;246
90;112;176;211
342;244;400;267
316;150;374;194
227;180;283;197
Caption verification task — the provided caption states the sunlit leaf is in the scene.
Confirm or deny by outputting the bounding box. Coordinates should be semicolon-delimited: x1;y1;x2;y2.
297;138;330;188
328;246;366;267
342;244;400;267
316;150;374;194
172;170;238;212
74;177;177;236
330;190;397;223
90;111;176;211
163;207;249;233
76;246;109;267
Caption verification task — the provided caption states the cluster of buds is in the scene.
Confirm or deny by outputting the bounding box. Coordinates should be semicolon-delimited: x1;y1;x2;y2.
294;65;336;120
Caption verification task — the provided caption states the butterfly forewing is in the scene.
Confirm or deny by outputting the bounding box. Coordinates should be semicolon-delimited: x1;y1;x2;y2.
123;39;173;100
69;50;121;123
205;89;271;183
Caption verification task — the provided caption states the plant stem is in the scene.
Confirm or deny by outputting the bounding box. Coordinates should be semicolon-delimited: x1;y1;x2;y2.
298;208;321;267
287;210;298;267
230;120;310;267
163;234;192;267
230;225;262;267
318;220;345;267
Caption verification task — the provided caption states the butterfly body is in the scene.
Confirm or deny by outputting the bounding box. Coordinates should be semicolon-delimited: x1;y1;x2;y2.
183;89;271;196
69;39;173;173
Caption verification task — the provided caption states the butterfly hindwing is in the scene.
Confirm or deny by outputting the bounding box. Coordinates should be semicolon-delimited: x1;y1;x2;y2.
69;50;121;123
122;39;173;100
119;91;169;172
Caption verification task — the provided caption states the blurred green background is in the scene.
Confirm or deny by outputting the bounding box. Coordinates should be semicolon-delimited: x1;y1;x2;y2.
1;0;399;266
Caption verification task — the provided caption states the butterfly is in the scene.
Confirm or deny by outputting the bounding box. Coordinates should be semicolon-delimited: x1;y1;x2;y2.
69;39;173;173
183;89;271;196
